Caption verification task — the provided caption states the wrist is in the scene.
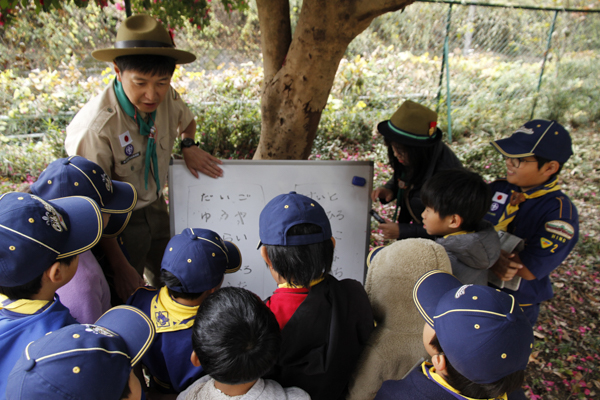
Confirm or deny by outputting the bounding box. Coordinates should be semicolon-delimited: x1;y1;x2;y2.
180;137;199;151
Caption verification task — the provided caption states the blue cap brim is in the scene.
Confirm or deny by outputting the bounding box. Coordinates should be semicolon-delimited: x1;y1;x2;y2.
413;270;462;327
224;241;242;274
102;212;132;237
50;196;103;259
102;181;137;214
94;305;155;366
366;246;384;268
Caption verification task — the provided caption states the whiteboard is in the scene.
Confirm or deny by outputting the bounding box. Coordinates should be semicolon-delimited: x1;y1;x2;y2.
168;160;373;299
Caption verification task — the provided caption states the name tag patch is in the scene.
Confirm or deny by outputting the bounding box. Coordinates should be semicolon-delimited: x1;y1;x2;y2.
121;152;141;165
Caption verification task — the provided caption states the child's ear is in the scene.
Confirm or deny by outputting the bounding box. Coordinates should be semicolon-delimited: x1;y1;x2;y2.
542;160;560;177
191;351;201;367
448;214;463;229
44;261;63;284
432;353;447;373
260;246;272;267
331;237;336;248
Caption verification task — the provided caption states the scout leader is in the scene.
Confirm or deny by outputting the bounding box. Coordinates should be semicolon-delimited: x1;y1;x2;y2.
65;14;223;302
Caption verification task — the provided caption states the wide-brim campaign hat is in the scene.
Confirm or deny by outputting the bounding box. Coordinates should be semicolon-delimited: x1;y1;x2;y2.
92;14;196;64
31;156;137;215
377;100;442;147
491;119;573;164
6;306;155;400
0;193;102;287
413;270;533;384
258;192;332;248
161;228;242;293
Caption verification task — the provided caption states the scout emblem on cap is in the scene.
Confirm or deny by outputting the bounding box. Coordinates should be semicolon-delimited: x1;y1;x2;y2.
84;325;117;337
101;173;114;193
32;195;68;232
514;126;534;135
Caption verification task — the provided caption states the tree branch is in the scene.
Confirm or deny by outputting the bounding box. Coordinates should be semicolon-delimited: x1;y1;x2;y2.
256;0;292;84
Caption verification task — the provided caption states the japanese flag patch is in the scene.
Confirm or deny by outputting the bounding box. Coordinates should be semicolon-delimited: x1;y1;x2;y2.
492;192;509;204
119;131;132;147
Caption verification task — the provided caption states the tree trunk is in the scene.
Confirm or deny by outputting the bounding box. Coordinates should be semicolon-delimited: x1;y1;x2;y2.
254;0;414;160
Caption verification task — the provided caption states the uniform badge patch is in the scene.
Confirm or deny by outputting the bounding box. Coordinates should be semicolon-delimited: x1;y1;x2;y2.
492;192;508;204
545;220;574;240
125;144;134;156
119;131;132;147
155;311;170;327
540;238;553;249
490;203;499;212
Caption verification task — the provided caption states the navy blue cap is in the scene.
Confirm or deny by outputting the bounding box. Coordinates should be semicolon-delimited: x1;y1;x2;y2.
31;156;137;214
0;192;103;287
6;305;155;400
258;192;332;248
161;228;241;293
413;270;533;384
366;246;384;268
492;120;573;164
102;211;132;238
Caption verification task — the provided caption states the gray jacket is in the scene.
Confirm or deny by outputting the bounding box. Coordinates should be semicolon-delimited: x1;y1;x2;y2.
436;221;501;286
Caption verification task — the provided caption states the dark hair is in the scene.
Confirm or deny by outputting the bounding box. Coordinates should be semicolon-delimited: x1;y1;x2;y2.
430;334;524;398
160;269;204;301
265;223;334;288
191;287;281;385
534;155;563;182
0;255;77;300
114;54;177;77
420;168;491;231
385;139;439;188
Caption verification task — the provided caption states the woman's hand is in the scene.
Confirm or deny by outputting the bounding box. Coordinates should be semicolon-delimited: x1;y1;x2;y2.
371;187;394;203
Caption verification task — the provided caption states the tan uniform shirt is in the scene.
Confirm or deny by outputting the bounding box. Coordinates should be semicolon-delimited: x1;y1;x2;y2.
65;83;194;210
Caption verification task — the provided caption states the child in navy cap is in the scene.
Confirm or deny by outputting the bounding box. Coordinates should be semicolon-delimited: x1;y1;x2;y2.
484;120;579;325
375;270;533;400
30;155;138;322
179;287;310;400
0;192;103;397
258;192;374;400
127;228;241;395
6;305;155;400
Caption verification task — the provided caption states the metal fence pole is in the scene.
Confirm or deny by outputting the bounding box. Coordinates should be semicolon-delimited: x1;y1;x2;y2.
530;10;559;120
435;4;453;142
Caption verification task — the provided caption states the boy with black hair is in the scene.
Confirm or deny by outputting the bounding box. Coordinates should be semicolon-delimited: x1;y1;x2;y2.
484;120;579;325
420;168;500;285
65;14;223;298
30;155;137;323
178;287;310;400
6;305;155;400
0;192;103;397
127;228;241;395
375;270;533;400
258;192;374;400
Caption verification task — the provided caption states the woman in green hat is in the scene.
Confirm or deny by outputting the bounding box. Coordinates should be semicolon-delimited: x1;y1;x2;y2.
371;100;462;240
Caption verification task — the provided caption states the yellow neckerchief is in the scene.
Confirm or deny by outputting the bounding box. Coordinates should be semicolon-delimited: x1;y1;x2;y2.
150;287;199;334
495;178;561;233
443;230;473;239
422;361;508;400
0;294;52;315
278;276;325;289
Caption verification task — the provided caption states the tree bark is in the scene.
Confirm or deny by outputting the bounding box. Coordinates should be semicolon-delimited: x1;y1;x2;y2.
254;0;413;160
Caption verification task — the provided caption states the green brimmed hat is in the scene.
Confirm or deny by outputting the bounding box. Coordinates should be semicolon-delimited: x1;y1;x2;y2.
377;100;442;147
92;14;196;64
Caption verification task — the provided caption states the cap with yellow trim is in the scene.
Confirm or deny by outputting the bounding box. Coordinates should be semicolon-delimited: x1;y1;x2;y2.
413;270;533;384
0;192;102;287
6;305;155;400
161;228;241;293
491;119;573;164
